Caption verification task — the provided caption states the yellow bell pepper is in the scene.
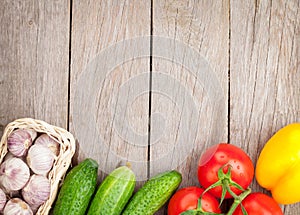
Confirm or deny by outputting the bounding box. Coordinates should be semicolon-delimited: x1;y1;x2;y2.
256;123;300;205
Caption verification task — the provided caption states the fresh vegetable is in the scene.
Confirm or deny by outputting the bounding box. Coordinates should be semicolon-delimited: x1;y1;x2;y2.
26;144;55;176
0;129;63;213
0;157;30;191
22;174;50;209
122;170;182;215
7;129;33;157
0;120;73;214
34;134;60;156
167;186;221;215
3;198;33;215
256;123;300;204
232;192;283;215
53;158;98;215
87;166;135;215
197;143;254;199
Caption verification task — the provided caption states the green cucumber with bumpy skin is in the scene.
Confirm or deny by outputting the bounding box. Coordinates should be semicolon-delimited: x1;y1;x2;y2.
122;170;182;215
87;166;136;215
53;158;98;215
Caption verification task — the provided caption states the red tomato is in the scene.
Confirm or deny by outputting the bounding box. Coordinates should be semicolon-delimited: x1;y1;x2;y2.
198;143;254;198
232;193;283;215
168;186;221;215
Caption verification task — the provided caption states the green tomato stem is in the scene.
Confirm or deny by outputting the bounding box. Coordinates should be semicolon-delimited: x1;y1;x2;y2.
223;179;239;199
226;188;251;215
194;164;251;215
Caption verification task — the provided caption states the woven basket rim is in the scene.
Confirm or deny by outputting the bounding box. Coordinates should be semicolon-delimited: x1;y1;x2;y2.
0;118;76;215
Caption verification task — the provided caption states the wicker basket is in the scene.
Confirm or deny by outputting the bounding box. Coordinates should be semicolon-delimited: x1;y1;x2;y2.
0;118;76;214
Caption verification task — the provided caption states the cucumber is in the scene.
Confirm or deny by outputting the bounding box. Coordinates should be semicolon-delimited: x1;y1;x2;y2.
122;170;182;215
53;158;98;215
87;166;136;215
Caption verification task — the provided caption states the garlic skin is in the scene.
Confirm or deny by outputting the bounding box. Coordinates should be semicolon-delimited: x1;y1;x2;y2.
22;174;50;207
0;188;6;211
28;204;40;214
26;129;37;142
7;129;32;157
34;134;60;156
0;157;30;191
26;145;54;175
3;198;33;215
3;152;15;161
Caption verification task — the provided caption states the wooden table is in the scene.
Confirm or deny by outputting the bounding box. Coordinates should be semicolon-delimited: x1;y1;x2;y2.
1;0;299;214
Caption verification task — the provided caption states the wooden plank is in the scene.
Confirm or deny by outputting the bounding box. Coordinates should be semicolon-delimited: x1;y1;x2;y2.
0;1;70;134
152;1;229;213
69;0;150;183
230;0;300;214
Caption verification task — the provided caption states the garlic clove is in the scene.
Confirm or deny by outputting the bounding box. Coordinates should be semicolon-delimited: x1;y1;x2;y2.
7;129;33;157
0;188;6;211
34;134;60;156
3;198;33;215
26;144;55;176
22;174;50;207
0;157;30;191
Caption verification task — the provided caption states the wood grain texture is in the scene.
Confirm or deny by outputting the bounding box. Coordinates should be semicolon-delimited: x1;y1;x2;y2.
152;1;229;213
230;0;300;214
0;0;70;135
1;0;299;214
69;0;150;183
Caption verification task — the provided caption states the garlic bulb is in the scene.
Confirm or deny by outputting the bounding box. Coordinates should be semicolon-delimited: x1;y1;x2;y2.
0;157;30;191
22;174;50;207
26;145;54;175
34;134;60;156
3;198;33;215
7;129;32;157
0;188;6;211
